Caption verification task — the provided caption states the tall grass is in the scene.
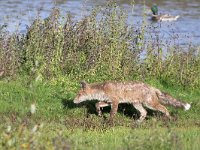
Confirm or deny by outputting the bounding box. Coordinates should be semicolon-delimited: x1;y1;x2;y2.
0;2;200;88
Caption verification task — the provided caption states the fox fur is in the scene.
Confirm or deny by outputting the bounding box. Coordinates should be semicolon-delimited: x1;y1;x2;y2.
74;81;191;122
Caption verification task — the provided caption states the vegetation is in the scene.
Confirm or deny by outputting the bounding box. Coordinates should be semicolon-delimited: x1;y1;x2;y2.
0;2;200;149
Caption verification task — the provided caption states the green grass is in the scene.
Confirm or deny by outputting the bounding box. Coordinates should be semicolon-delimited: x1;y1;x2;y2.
0;78;200;149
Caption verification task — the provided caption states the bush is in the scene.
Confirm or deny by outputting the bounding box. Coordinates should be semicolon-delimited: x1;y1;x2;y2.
0;2;199;88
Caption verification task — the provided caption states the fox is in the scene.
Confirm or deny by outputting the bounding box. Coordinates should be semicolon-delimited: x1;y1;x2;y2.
73;81;191;122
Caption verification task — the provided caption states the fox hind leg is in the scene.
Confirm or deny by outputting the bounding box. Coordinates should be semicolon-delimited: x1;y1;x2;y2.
146;103;171;120
133;103;147;122
95;102;110;116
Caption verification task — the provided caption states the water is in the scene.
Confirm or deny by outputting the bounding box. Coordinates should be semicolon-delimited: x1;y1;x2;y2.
0;0;200;46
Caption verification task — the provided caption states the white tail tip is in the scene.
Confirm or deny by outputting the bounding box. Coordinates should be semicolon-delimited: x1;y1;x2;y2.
184;103;191;111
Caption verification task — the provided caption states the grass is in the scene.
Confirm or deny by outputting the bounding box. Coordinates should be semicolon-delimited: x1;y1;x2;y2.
0;79;200;149
0;1;200;149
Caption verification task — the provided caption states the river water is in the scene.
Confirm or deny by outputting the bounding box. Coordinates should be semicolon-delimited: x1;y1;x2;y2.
0;0;200;46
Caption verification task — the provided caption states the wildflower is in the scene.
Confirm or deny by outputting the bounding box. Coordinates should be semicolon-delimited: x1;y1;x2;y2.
31;103;36;114
6;125;11;133
31;125;38;133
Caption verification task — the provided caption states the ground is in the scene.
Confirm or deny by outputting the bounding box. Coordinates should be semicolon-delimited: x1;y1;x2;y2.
0;78;200;149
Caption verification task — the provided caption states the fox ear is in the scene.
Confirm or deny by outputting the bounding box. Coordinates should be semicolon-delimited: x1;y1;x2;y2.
80;81;88;89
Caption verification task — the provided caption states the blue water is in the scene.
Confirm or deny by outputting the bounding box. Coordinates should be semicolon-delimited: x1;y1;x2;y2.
0;0;200;46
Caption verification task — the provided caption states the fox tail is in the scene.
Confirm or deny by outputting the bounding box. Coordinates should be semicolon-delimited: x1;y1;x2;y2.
154;89;191;111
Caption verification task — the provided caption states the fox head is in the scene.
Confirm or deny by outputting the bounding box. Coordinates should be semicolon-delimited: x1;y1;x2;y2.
74;81;93;104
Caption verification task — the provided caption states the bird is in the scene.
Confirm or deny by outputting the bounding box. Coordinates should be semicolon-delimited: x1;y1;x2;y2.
151;5;180;21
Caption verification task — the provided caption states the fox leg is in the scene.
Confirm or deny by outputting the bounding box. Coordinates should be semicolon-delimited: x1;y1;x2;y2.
146;103;171;119
109;100;119;122
95;102;110;116
133;103;147;122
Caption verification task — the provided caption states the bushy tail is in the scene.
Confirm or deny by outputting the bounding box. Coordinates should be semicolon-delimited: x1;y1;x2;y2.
154;89;191;111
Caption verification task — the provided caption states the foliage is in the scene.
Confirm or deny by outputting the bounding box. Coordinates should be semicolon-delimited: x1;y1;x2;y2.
0;3;199;88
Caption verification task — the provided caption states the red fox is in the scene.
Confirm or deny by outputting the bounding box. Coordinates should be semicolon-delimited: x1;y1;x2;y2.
74;81;191;122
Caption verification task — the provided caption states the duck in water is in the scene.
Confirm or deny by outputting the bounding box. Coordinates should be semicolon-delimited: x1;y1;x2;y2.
151;5;180;21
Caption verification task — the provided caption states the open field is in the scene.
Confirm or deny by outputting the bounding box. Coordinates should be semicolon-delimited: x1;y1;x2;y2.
0;79;200;149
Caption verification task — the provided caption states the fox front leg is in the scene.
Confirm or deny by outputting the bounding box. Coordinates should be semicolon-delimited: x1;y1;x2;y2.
95;102;110;116
109;100;119;123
